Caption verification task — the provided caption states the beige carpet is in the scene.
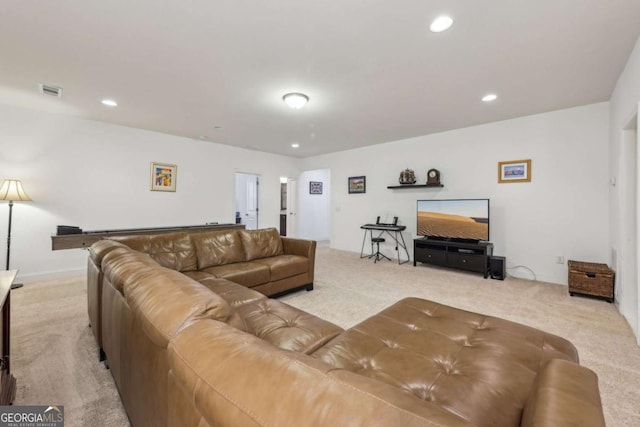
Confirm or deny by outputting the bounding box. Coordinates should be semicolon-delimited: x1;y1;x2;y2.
11;244;640;427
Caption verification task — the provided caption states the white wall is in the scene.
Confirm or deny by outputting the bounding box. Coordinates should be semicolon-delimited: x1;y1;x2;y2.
301;103;610;285
297;169;331;241
609;34;640;341
0;103;299;280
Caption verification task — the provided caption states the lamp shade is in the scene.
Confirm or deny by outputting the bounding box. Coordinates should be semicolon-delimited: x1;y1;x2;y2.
0;180;32;202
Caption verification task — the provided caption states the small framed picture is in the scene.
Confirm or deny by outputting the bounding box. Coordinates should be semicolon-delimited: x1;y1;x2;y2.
309;181;323;195
498;159;531;183
150;162;177;192
348;176;366;194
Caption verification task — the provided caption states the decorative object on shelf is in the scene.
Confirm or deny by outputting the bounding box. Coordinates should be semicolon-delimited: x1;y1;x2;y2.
0;179;32;289
309;181;323;195
426;168;441;186
498;159;531;183
348;176;366;194
387;184;444;189
150;162;177;192
399;168;416;185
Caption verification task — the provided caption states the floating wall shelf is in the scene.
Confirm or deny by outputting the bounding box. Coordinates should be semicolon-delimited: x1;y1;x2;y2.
387;184;444;189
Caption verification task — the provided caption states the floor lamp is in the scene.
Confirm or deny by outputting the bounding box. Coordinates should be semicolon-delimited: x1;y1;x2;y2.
0;180;32;290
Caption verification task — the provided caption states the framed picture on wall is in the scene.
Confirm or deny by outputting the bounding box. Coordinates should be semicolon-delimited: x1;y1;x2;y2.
498;159;531;183
309;181;323;194
150;162;177;192
348;176;366;194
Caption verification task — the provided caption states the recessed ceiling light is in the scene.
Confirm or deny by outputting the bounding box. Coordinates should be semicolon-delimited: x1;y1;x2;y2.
430;16;453;33
291;143;300;148
101;99;118;107
283;93;309;109
482;94;498;102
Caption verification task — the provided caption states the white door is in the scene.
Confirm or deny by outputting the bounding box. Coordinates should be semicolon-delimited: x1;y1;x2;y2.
245;176;259;229
235;173;259;230
286;179;297;237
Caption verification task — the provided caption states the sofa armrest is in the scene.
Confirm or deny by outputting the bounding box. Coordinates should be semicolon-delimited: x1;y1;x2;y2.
521;359;605;427
281;237;316;258
282;238;316;284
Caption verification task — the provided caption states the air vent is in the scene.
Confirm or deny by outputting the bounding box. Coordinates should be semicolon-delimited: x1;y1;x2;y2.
39;83;63;98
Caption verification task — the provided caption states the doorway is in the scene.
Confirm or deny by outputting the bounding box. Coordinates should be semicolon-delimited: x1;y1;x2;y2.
235;173;259;230
620;112;639;344
286;178;297;237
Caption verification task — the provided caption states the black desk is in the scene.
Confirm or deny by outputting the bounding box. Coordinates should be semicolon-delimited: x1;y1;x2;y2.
360;224;410;264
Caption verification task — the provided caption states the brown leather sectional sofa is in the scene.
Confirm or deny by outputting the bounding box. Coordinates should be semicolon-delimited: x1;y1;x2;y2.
87;228;605;427
87;227;315;357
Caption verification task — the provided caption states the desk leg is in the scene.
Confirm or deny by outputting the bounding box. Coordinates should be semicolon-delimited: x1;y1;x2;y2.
399;232;410;264
360;230;375;259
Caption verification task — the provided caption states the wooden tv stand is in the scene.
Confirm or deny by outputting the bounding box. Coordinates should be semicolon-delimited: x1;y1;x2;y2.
414;238;493;278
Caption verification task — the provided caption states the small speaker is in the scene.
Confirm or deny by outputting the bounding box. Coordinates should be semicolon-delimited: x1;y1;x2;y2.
490;256;506;280
57;225;83;235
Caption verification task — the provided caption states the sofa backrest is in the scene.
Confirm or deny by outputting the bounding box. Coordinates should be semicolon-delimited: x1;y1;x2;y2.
238;227;284;261
88;239;126;268
107;232;198;272
102;246;163;294
125;267;232;349
191;230;246;269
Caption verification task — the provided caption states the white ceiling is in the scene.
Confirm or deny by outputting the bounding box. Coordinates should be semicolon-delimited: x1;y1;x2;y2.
1;1;640;158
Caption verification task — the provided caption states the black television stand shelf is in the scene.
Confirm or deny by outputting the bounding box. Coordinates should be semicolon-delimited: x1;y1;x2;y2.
413;238;493;278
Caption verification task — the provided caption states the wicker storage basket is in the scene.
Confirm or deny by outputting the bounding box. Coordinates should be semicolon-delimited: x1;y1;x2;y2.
568;260;614;302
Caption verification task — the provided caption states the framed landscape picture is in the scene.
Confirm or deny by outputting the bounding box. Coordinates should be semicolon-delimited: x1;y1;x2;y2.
150;162;177;192
498;159;531;183
348;176;366;194
309;181;323;194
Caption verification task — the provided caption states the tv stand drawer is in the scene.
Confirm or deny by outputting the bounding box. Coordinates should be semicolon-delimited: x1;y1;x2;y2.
447;253;485;272
414;247;446;265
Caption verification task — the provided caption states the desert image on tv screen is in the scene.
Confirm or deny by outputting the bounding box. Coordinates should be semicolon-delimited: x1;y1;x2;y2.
417;200;488;240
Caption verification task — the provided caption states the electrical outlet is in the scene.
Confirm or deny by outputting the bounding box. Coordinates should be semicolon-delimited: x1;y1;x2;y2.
555;256;565;264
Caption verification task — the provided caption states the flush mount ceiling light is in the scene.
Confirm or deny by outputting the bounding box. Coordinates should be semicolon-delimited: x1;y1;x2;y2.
430;16;453;33
482;94;498;102
101;99;118;107
291;143;300;148
282;93;309;109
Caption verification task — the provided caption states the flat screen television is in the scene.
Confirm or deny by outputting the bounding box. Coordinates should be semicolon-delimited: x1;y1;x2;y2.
417;199;489;242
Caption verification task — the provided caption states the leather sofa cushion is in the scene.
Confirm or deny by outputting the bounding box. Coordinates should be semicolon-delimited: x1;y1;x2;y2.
239;228;283;261
168;320;470;427
312;297;578;427
228;299;343;354
201;262;270;288
191;230;246;269
184;273;266;307
251;255;308;281
108;232;198;272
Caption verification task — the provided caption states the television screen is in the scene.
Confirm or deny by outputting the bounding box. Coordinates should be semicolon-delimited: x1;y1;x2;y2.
417;199;489;241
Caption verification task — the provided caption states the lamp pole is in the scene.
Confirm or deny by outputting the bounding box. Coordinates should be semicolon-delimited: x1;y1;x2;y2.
0;180;31;290
5;200;12;271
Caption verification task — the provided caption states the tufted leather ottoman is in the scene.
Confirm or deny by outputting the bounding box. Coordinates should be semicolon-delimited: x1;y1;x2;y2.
312;297;579;427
